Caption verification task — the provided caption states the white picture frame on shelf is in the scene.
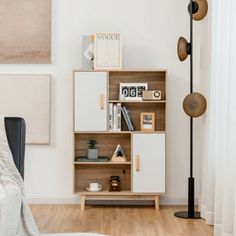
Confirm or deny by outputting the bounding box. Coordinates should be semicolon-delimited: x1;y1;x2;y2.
119;83;148;101
94;33;122;70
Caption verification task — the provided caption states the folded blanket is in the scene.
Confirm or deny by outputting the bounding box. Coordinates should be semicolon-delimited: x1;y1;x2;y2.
0;116;40;236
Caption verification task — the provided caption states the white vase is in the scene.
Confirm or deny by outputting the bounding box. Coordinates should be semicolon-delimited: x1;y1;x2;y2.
87;149;98;159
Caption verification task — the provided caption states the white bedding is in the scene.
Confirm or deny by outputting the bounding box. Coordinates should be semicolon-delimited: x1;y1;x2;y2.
0;183;21;236
0;115;108;236
0;116;40;236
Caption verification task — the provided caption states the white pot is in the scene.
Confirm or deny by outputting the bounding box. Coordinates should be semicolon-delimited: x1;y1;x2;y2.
87;149;98;159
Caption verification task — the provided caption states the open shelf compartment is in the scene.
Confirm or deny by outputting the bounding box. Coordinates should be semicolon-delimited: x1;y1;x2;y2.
74;164;131;193
109;71;166;101
121;103;166;132
74;133;131;162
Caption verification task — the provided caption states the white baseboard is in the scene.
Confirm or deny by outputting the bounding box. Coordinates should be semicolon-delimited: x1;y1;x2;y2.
27;196;196;206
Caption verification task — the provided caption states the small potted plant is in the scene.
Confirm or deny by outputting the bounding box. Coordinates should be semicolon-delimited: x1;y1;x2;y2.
87;138;98;159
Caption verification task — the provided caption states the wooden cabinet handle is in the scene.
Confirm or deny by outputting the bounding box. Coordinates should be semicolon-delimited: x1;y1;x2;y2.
100;93;104;110
136;155;140;172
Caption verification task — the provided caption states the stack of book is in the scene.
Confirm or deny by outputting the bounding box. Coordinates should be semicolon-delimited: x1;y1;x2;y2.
122;106;135;131
109;103;135;132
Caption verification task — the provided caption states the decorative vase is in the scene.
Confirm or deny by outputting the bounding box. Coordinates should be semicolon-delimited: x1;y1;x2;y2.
87;149;98;159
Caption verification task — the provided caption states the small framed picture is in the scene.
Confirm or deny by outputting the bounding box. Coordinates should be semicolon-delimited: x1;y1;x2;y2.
119;83;148;101
140;113;155;131
94;33;122;70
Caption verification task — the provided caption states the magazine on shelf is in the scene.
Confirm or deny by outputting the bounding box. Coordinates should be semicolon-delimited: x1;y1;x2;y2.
113;104;118;131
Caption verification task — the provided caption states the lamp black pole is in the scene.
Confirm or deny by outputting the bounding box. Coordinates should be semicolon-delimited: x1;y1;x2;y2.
174;0;201;219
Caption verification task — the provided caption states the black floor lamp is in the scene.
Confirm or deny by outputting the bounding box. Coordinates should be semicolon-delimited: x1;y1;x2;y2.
174;0;208;219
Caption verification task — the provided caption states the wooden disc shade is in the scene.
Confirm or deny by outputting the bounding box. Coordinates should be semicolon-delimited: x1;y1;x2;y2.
177;37;190;61
190;0;208;21
183;92;207;118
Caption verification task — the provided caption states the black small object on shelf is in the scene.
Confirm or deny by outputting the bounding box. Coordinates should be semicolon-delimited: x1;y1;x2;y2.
109;176;121;192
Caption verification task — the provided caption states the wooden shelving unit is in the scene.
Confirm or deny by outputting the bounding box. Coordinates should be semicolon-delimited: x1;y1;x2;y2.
73;70;166;210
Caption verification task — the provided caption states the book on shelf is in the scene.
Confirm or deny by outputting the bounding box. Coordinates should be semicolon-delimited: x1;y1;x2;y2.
109;103;113;131
109;103;134;132
121;107;130;131
110;103;121;132
117;103;122;132
126;107;135;130
113;104;118;131
121;106;135;131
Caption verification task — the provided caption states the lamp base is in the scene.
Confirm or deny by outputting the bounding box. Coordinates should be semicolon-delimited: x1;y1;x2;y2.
174;211;201;219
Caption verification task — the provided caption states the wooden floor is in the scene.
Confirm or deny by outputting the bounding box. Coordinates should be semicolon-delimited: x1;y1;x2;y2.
30;205;213;236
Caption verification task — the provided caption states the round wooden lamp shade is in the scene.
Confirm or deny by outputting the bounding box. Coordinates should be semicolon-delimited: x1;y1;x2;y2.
189;0;208;21
177;37;190;61
183;92;207;118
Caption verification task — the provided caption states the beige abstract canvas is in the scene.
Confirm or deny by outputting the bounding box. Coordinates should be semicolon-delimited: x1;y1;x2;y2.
0;0;51;63
0;75;51;144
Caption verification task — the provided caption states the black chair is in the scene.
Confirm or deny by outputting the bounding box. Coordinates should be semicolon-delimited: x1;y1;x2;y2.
4;117;26;179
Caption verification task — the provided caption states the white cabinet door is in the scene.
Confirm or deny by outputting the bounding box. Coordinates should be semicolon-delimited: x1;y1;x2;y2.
74;72;107;131
132;134;165;193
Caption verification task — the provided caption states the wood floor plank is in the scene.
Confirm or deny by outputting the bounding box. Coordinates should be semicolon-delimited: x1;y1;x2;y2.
30;205;213;236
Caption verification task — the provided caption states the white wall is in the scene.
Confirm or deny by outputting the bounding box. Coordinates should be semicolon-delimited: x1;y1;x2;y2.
0;0;203;204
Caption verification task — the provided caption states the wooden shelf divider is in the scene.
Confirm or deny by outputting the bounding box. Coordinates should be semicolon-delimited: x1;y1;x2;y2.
74;162;132;165
109;100;166;104
75;131;165;134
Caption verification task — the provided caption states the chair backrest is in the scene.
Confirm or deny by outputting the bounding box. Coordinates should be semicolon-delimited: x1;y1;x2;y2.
4;117;26;179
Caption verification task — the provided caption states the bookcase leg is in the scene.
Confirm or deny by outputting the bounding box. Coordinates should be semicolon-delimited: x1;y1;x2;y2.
154;196;160;211
80;195;85;210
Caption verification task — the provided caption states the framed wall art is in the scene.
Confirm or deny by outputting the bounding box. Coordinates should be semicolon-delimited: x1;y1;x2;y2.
94;33;122;70
0;0;51;64
119;83;148;101
0;74;51;144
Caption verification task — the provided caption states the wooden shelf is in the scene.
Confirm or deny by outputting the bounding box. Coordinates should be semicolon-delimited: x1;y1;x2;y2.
75;131;132;134
74;69;167;73
109;100;166;104
74;131;165;134
74;161;132;165
132;131;165;134
75;190;163;196
74;190;132;195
